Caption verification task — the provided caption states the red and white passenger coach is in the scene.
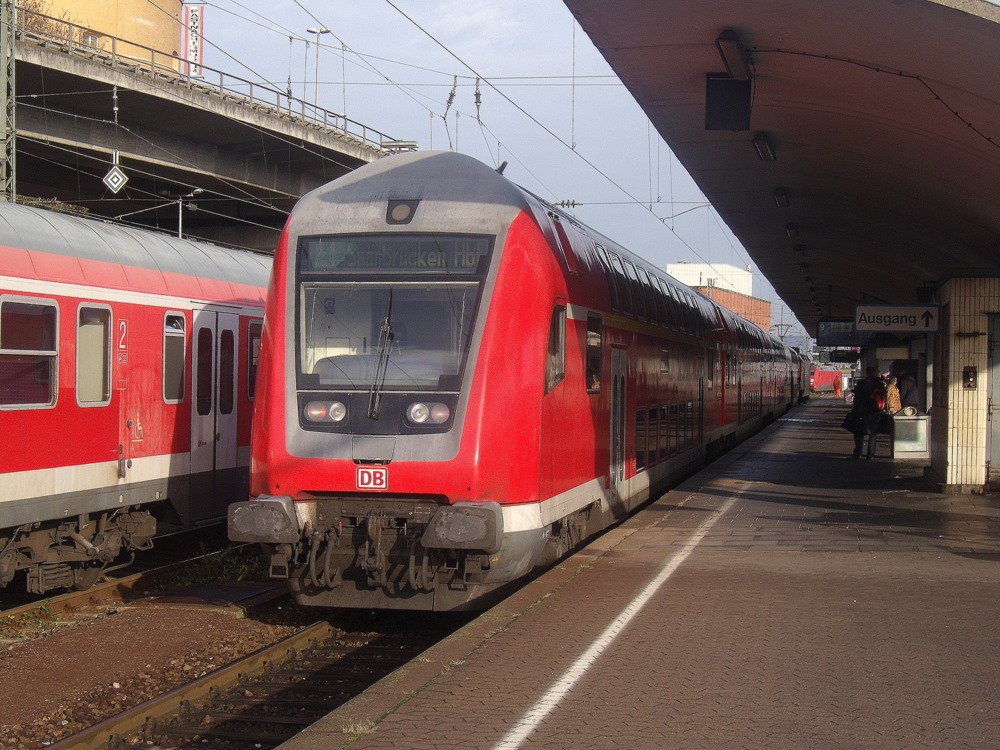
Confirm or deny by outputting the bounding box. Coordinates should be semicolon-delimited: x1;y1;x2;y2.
230;151;805;611
0;204;268;593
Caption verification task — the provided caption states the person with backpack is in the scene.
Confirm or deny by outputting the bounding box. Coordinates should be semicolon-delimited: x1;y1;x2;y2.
847;368;888;459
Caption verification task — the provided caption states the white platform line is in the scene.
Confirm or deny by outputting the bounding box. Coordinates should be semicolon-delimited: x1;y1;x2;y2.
493;492;741;750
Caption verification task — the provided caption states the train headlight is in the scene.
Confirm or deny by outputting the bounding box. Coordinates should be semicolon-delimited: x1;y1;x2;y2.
328;401;347;422
407;402;430;424
407;402;451;425
304;400;347;423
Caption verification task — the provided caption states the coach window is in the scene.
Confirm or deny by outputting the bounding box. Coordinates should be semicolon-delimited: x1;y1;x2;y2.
0;297;58;408
636;409;647;471
219;329;235;415
594;245;621;312
545;305;566;393
77;305;111;406
196;327;213;416
163;313;185;404
248;320;262;400
623;261;647;320
585;313;602;392
609;254;634;317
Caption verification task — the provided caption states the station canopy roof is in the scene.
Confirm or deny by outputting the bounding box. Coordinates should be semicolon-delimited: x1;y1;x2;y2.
563;0;1000;333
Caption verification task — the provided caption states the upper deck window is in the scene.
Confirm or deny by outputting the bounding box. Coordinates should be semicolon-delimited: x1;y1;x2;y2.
299;234;492;277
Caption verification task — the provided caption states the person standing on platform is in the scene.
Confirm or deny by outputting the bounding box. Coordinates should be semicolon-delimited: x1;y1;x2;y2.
848;368;887;460
886;376;902;414
833;374;843;398
897;370;919;411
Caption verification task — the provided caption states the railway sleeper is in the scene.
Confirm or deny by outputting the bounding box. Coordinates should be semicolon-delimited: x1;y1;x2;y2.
0;509;156;593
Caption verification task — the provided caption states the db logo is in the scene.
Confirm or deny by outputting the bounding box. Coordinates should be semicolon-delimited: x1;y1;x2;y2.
356;466;388;491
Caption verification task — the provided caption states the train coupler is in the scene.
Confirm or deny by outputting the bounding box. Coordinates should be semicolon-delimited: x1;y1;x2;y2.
360;516;388;588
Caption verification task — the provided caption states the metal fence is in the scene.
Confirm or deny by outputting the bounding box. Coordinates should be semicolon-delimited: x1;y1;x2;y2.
14;7;399;152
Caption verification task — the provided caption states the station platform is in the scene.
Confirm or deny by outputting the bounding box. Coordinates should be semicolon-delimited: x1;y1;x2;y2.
279;398;1000;750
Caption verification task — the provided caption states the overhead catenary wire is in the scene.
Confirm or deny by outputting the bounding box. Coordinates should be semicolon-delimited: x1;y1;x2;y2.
381;0;749;295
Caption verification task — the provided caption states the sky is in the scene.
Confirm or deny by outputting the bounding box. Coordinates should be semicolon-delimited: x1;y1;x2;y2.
201;0;810;343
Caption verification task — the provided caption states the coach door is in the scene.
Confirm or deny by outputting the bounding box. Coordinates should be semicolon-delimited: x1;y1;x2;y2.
609;348;626;509
190;310;239;520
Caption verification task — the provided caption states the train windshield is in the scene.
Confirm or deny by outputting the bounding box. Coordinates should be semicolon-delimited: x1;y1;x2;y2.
296;234;492;392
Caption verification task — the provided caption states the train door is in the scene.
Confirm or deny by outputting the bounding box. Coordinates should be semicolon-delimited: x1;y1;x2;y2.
609;348;626;509
190;309;239;520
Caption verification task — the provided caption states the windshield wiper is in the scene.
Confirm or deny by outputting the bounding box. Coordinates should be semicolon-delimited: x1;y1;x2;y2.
367;289;394;420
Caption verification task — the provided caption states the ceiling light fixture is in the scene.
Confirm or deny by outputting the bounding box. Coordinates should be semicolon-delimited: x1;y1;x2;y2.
752;132;776;161
773;187;790;207
715;29;753;81
785;222;799;238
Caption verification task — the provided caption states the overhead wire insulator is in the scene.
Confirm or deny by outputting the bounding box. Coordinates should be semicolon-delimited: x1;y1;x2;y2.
474;77;482;123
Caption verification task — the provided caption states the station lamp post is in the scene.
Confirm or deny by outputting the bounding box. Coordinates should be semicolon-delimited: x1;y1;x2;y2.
306;27;330;107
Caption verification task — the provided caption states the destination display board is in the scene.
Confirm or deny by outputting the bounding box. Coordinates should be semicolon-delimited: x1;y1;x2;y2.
816;321;873;347
300;234;492;275
855;305;940;333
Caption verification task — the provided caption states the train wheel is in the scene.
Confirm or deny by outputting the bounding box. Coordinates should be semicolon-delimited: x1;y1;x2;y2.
73;562;107;591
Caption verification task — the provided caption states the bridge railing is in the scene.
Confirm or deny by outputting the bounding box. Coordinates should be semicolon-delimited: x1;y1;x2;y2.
13;7;400;153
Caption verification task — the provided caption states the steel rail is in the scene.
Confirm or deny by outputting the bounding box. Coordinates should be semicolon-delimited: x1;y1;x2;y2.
45;621;333;750
1;542;252;619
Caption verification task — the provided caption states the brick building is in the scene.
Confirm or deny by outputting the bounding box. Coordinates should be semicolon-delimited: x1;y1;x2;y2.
695;285;771;331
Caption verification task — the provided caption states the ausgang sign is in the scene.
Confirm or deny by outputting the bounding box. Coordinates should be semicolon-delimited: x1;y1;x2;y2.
855;305;940;332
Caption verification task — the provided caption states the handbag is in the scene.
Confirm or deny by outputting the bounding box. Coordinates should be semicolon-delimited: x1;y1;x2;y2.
841;412;863;433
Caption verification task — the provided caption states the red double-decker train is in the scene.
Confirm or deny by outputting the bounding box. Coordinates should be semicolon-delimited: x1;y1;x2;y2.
0;203;268;593
230;151;805;611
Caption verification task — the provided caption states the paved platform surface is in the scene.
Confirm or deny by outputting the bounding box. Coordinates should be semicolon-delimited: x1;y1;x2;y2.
280;398;1000;750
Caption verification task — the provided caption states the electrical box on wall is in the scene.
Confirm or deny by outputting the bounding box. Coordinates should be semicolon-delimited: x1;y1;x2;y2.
962;366;977;389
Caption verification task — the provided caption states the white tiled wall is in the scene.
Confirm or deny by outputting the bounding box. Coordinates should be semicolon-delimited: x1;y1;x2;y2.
930;278;998;487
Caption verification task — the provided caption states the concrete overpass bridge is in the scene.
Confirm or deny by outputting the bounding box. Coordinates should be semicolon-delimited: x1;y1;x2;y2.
6;6;408;250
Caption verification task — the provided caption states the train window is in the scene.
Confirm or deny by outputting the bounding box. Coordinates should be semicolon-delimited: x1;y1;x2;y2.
77;306;111;406
0;297;58;408
219;329;235;416
163;313;185;404
648;407;659;466
548;213;579;274
608;254;634;317
635;409;647;471
545;306;566;394
594;245;621;312
585;313;602;393
248;320;262;400
622;261;648;320
300;282;482;392
639;270;661;324
659;405;669;460
660;349;670;373
196;327;213;416
657;279;679;331
706;346;716;390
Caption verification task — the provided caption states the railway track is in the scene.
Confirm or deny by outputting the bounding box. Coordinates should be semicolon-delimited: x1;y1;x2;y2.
48;612;468;750
0;523;236;615
0;542;262;647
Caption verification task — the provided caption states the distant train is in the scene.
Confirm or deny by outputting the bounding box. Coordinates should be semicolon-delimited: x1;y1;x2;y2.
229;151;806;611
0;204;269;594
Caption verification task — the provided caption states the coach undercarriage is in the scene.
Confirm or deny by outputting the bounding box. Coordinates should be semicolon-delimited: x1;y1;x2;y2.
234;495;559;611
0;509;156;594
